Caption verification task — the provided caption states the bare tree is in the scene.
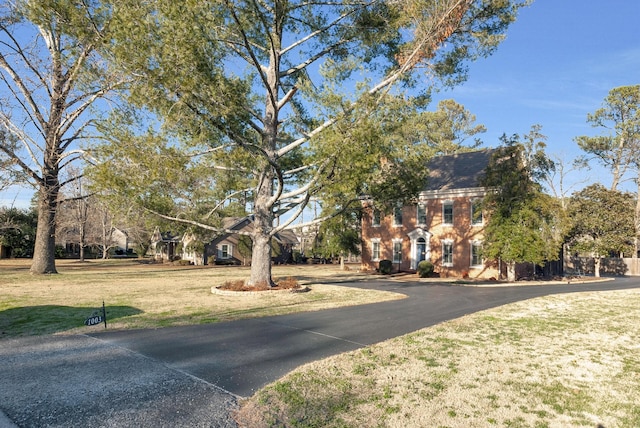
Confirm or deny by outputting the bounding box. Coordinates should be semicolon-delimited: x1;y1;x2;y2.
0;0;122;273
544;153;589;210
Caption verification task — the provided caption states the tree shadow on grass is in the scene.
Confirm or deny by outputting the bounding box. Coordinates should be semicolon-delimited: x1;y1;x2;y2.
0;305;143;338
292;274;385;285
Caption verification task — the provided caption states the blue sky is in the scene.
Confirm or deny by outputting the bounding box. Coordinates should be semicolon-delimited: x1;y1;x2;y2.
2;0;639;209
432;0;640;194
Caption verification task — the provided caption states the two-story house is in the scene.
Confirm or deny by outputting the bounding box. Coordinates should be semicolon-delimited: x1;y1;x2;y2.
361;149;499;279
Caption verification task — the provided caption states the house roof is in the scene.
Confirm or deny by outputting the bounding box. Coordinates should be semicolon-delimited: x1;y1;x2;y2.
425;149;497;191
151;226;181;243
274;229;299;246
221;217;251;230
215;216;298;246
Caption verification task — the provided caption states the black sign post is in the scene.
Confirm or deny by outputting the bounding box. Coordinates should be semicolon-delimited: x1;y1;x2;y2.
84;301;107;329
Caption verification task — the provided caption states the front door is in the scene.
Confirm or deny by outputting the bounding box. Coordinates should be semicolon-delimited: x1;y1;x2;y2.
417;238;426;262
408;228;431;270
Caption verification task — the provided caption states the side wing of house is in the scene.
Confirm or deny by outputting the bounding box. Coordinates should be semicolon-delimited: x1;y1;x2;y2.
273;229;299;264
205;217;253;265
111;228;130;253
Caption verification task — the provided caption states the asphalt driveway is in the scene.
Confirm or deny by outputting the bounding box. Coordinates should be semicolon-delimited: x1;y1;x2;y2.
1;276;639;427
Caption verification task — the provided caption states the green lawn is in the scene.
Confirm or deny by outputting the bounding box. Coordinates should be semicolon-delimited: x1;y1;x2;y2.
236;288;640;428
0;258;402;337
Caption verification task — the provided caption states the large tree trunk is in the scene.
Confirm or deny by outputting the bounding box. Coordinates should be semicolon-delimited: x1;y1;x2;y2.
594;256;601;277
248;231;274;287
506;261;516;282
248;162;276;286
30;178;59;274
246;25;281;288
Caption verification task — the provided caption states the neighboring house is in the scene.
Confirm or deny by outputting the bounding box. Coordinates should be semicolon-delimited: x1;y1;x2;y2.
361;149;500;279
111;228;132;255
151;216;300;265
204;216;299;265
150;228;206;264
150;227;182;262
180;232;206;265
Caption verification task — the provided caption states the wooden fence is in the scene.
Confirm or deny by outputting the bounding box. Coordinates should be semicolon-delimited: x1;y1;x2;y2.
564;256;640;276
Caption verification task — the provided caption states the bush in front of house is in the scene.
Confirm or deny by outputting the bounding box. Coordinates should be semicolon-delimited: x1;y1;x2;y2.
215;259;240;265
379;259;393;274
417;260;434;278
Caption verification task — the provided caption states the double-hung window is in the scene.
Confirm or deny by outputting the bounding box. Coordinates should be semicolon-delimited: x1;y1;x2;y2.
372;239;381;262
443;201;453;225
471;200;483;226
471;241;483;267
218;244;232;259
393;205;403;226
392;239;402;263
442;240;453;266
417;204;427;225
372;208;381;227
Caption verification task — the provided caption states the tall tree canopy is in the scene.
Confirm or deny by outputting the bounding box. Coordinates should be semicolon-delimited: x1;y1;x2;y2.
0;0;122;273
575;85;640;191
92;0;527;286
575;85;640;256
481;127;561;281
567;184;635;277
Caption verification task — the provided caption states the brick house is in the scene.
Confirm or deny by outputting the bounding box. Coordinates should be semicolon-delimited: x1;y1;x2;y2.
361;149;500;279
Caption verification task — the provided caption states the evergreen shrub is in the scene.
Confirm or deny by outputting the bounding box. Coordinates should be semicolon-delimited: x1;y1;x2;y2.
379;259;393;274
417;260;434;278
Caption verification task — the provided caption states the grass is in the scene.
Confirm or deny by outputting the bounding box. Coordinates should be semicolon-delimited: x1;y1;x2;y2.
4;258;639;426
0;258;402;338
235;289;640;428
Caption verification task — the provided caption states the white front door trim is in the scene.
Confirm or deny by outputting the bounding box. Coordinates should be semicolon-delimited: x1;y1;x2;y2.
408;228;432;270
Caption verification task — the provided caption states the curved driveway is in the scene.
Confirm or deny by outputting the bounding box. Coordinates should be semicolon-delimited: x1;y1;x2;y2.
91;277;640;397
1;277;639;427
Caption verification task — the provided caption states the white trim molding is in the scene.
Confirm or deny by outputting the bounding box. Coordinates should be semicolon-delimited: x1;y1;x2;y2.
408;228;431;270
418;187;488;200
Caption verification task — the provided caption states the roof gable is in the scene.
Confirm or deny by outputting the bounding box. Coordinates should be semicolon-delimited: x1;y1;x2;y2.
222;216;252;231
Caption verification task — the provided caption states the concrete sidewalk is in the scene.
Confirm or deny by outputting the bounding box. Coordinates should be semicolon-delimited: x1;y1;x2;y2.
0;335;238;427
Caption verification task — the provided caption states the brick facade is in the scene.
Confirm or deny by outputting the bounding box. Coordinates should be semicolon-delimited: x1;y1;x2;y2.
360;150;500;279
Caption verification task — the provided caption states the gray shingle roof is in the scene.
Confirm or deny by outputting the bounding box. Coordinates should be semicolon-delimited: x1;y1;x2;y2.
425;149;496;191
